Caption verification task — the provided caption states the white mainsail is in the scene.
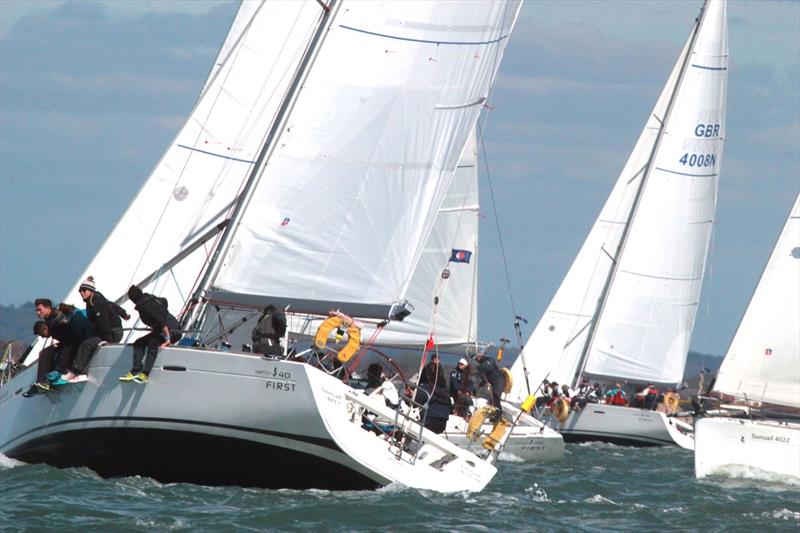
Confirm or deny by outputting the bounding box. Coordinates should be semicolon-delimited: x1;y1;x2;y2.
510;0;728;399
712;194;800;408
211;2;518;319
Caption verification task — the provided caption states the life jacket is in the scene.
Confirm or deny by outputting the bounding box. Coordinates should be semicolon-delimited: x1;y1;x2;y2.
610;391;627;405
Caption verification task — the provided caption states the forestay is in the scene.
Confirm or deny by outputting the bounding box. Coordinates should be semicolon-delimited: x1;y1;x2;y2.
212;2;520;319
509;0;728;399
713;194;800;408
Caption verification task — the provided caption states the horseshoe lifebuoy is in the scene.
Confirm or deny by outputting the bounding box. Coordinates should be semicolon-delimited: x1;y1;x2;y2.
501;367;513;394
662;392;680;414
549;398;570;423
466;406;495;441
314;315;361;363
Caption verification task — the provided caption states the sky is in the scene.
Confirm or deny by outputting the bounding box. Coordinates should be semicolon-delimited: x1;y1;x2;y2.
0;0;798;358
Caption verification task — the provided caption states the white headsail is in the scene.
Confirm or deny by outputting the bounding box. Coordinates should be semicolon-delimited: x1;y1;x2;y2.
510;0;728;399
713;194;800;408
210;2;519;318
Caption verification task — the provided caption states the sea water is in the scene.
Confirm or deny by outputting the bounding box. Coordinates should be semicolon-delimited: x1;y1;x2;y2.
1;444;798;532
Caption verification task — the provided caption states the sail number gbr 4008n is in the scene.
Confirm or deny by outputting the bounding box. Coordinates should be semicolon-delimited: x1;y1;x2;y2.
679;122;721;168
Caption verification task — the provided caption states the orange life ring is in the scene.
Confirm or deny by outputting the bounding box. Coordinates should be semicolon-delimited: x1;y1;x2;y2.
501;367;513;394
662;392;680;414
549;398;570;423
313;315;361;363
466;406;495;441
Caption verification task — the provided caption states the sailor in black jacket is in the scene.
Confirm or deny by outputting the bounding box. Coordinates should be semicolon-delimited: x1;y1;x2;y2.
120;284;182;384
251;305;286;357
414;355;453;434
65;276;130;382
475;351;506;422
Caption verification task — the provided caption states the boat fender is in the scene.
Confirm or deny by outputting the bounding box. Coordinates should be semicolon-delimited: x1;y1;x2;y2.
314;316;362;363
466;406;495;441
501;368;513;394
550;398;569;423
662;392;680;414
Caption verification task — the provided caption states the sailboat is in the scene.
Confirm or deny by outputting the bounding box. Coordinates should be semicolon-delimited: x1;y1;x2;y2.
0;0;523;492
507;0;728;448
694;194;800;480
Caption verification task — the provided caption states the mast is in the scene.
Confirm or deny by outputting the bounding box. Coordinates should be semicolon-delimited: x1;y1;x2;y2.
570;0;712;389
181;0;341;333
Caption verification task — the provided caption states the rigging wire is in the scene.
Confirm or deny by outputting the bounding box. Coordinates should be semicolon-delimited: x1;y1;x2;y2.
477;119;532;396
476;121;519;334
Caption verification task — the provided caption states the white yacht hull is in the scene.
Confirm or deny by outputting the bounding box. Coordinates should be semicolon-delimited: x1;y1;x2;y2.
0;345;496;492
694;416;800;481
549;404;694;449
445;405;565;462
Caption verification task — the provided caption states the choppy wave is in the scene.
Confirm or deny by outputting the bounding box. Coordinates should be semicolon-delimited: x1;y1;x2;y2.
2;445;799;531
769;509;800;521
0;453;24;469
497;452;525;463
705;464;800;487
583;494;619;505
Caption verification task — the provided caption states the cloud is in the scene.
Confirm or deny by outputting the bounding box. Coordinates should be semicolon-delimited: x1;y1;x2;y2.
0;1;238;304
